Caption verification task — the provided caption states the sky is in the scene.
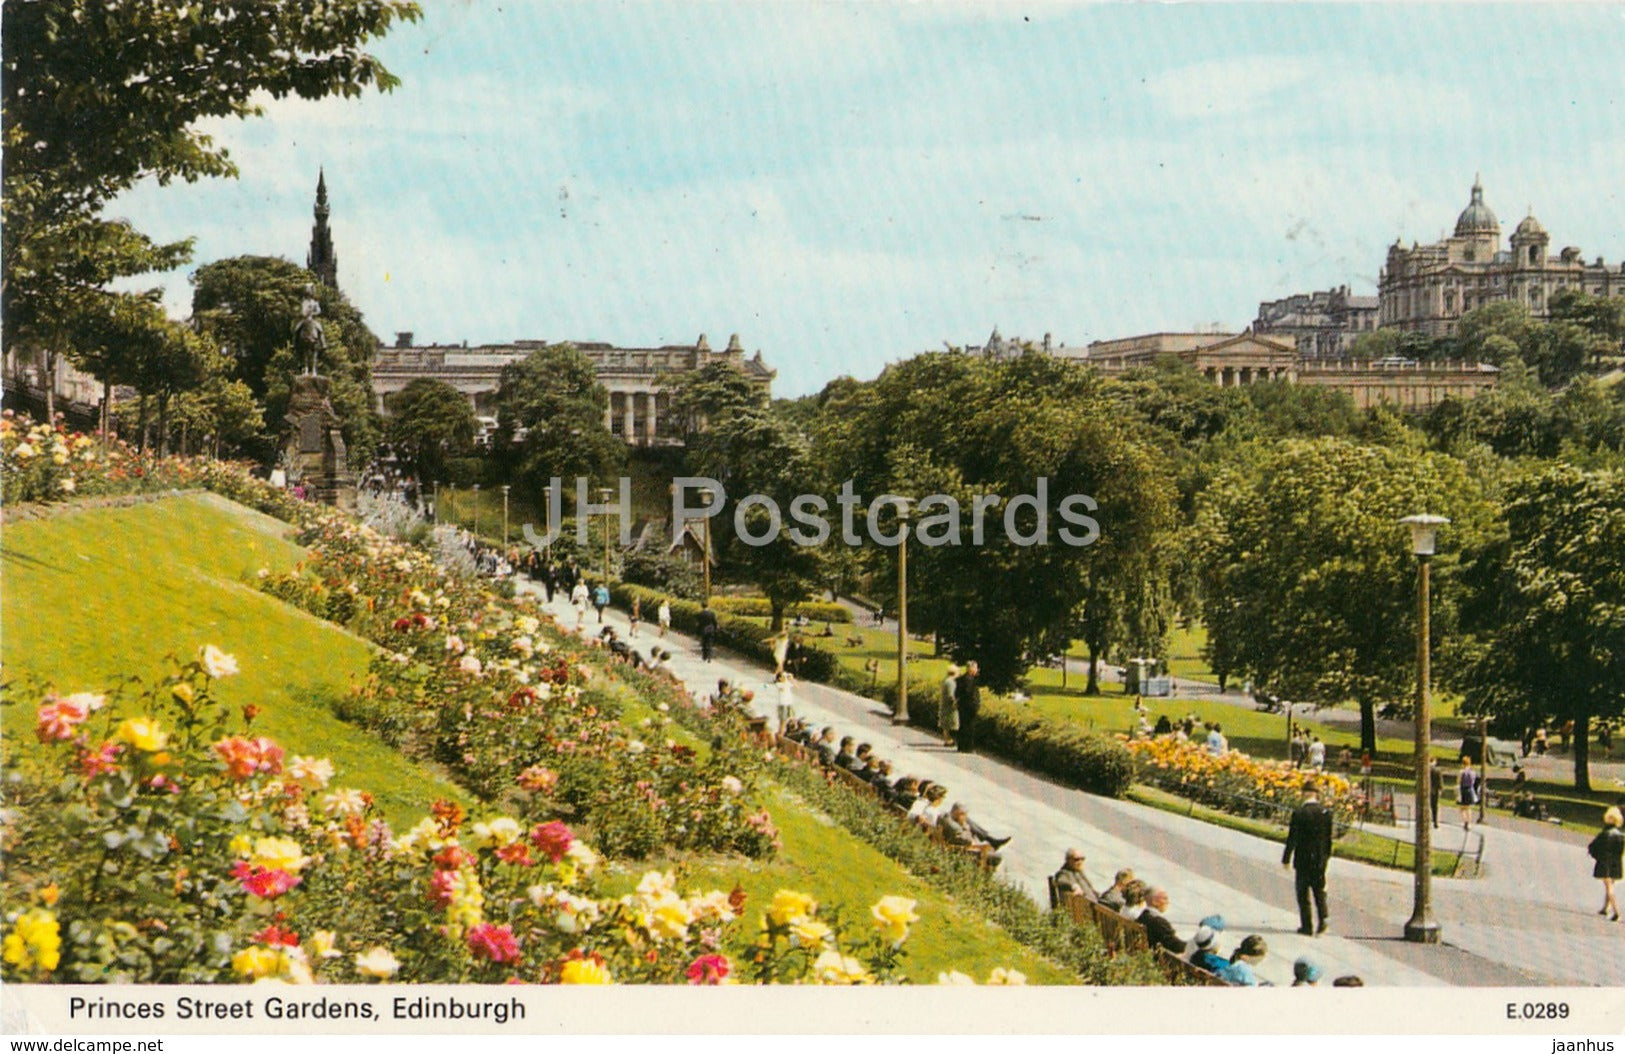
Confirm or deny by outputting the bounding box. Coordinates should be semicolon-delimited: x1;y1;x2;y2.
109;3;1625;397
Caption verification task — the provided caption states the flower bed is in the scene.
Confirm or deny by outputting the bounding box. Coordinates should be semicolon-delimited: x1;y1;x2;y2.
2;648;1018;985
256;515;780;861
1124;735;1360;828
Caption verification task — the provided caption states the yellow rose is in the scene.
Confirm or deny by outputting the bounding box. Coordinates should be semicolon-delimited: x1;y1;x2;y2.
812;950;872;985
789;918;832;950
644;893;693;942
559;958;612;984
987;967;1027;985
870;895;918;944
767;889;817;927
171;683;195;704
251;837;309;873
354;947;400;979
2;910;61;974
231;945;284;980
115;717;168;752
308;931;340;960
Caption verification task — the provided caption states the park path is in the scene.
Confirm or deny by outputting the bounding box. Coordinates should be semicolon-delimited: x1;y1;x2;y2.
523;583;1623;987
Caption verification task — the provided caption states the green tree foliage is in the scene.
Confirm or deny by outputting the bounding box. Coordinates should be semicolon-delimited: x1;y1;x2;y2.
1450;298;1613;388
190;256;381;464
811;352;1178;690
668;360;767;443
2;1;420;397
384;379;476;485
492;345;624;509
685;408;823;629
1457;465;1625;790
1193;437;1496;752
1346;328;1455;363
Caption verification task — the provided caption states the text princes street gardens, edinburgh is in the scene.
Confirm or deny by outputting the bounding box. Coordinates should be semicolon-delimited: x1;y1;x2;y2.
521;476;1102;551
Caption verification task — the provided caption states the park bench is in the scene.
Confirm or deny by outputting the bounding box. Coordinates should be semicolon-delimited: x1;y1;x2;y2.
1155;947;1229;987
1090;901;1149;956
927;822;994;870
835;766;879;799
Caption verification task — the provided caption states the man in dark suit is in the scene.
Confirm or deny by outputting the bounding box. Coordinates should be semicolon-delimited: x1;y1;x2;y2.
1283;781;1335;935
696;600;719;661
1138;888;1186;955
1052;848;1100;903
955;660;981;753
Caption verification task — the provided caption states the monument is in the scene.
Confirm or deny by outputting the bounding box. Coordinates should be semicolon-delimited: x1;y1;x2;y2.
280;285;356;510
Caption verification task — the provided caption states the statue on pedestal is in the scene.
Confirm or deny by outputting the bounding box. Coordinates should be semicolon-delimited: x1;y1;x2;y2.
279;284;355;510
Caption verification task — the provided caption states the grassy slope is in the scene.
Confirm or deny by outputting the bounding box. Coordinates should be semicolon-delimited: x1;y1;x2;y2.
1;493;471;826
6;494;1074;982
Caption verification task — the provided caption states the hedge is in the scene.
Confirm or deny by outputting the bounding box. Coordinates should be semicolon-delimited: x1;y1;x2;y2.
612;582;1134;800
709;596;852;624
877;682;1134;798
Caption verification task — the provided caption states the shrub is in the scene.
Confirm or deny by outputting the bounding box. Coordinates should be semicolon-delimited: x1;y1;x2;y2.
709;597;852;624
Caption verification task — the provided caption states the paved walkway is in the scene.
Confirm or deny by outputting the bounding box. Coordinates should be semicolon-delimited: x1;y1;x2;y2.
525;583;1623;987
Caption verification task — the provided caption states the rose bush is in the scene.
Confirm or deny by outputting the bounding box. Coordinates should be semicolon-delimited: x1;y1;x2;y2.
1125;735;1360;827
2;651;1013;985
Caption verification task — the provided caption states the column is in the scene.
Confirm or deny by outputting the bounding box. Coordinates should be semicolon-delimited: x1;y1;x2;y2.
624;392;636;443
643;391;657;445
604;392;615;432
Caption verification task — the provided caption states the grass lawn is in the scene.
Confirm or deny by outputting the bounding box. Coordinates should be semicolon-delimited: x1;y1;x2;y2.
599;786;1075;984
1;493;471;827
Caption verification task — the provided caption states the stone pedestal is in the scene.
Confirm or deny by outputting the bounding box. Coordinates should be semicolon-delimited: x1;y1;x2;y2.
282;374;356;510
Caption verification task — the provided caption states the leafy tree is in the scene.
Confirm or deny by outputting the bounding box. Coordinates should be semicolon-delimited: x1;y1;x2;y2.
1347;328;1454;362
811;351;1177;690
1457;465;1625;790
169;374;264;458
492;345;624;511
686;407;824;629
1193;437;1496;753
3;1;419;345
190;256;381;464
385;379;476;485
12;223;191;423
667;360;767;443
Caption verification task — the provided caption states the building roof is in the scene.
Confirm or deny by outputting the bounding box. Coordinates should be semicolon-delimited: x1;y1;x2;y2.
1454;175;1499;236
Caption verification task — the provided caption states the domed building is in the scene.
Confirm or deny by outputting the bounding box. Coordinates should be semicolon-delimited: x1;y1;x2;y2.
1378;176;1624;337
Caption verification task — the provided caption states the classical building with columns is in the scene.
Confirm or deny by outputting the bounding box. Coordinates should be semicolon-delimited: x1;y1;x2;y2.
1076;329;1497;409
370;332;774;446
1379;176;1625;338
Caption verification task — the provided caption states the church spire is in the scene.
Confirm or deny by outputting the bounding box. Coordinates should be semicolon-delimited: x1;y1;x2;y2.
307;168;338;289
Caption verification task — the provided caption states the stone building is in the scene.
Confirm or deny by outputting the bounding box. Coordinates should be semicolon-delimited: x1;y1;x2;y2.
1078;329;1497;409
371;333;774;446
1253;285;1379;359
1379;176;1625;337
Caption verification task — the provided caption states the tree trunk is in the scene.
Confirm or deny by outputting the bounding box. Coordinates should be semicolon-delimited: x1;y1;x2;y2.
769;601;784;634
1085;642;1100;696
137;395;150;453
157;393;170;456
43;349;57;423
100;379;111;445
1358;698;1376;756
1575;713;1592;792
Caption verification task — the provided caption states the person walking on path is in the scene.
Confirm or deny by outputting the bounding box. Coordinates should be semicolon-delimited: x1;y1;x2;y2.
570;579;590;631
939;665;961;747
1283;780;1334;936
773;670;796;735
1429;756;1444;829
628;597;642;638
1458;757;1482;829
591;582;611;624
696;600;720;662
955;660;981;753
657;599;672;638
1588;806;1625;921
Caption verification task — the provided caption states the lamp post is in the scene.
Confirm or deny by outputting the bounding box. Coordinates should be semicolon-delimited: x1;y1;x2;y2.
544;478;555;562
598;486;613;582
501;484;511;547
449;482;457;528
472;483;481;539
1400;513;1449;944
894;503;912;725
702;486;714;602
432;481;440;526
